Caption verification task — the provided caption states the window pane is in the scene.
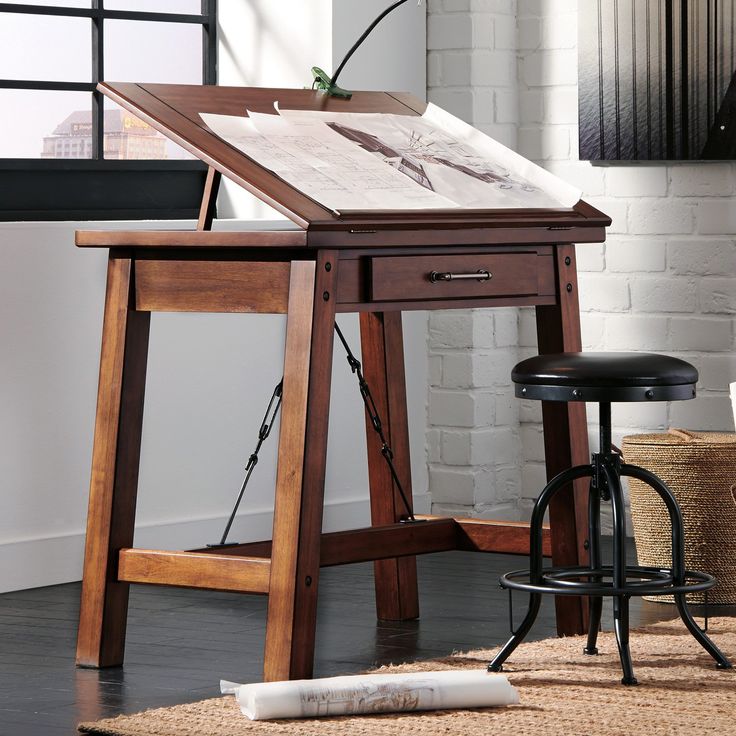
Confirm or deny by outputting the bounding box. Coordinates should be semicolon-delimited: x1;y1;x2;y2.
0;14;90;82
105;0;203;13
0;90;92;158
103;100;195;160
105;20;202;84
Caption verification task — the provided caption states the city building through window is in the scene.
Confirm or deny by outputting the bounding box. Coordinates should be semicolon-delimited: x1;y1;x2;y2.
41;110;171;160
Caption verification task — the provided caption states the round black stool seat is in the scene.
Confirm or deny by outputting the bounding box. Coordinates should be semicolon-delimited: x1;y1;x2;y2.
512;352;697;402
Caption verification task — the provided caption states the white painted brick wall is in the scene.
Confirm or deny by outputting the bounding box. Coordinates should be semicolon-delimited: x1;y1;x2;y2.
606;240;666;273
426;0;736;527
426;1;523;519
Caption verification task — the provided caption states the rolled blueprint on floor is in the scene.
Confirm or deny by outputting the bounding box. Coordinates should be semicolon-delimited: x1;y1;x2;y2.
221;669;519;721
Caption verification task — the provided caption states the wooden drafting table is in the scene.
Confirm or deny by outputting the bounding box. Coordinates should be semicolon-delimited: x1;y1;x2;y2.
75;83;610;681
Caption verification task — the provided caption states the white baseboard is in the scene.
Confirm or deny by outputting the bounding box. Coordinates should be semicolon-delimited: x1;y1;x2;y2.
0;492;431;594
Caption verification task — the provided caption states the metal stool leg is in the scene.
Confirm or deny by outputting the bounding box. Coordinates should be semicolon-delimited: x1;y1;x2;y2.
585;476;603;656
488;465;594;672
604;463;638;685
487;593;542;673
622;464;732;670
673;594;732;668
585;401;609;657
612;594;635;682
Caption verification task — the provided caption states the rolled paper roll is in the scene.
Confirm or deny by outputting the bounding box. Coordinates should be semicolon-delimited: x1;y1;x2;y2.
221;670;519;721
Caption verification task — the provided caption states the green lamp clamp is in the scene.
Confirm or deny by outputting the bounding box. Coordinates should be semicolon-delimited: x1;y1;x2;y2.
311;66;353;100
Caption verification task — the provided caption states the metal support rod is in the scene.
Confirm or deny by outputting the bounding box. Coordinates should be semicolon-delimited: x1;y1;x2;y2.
334;321;416;521
604;462;637;685
584;476;603;655
211;380;283;547
599;401;612;456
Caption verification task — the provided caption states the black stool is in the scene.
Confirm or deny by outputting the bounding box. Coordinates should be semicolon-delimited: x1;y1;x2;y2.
488;352;732;685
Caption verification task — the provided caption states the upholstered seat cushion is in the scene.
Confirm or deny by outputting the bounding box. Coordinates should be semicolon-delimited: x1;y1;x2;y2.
511;352;697;402
513;352;697;388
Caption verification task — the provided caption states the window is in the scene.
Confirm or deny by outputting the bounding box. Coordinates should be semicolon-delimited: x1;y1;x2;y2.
0;1;217;221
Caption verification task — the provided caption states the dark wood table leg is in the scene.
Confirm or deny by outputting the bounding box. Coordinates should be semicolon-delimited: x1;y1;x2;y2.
76;254;150;667
535;243;590;637
263;253;338;681
359;312;419;621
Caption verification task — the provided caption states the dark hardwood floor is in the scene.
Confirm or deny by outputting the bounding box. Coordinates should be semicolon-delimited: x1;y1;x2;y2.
1;545;732;735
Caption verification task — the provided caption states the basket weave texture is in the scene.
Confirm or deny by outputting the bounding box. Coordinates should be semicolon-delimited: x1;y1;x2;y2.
622;430;736;604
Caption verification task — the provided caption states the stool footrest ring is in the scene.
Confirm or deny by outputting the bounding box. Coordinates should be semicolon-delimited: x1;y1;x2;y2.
500;565;716;597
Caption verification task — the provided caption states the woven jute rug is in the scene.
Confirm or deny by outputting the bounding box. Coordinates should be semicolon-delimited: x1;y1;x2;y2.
79;617;736;736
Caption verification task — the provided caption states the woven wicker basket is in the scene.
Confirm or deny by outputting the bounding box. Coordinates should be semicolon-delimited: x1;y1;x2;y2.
622;430;736;604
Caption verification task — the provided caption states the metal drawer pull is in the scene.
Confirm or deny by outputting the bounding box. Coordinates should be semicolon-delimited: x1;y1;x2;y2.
429;269;492;283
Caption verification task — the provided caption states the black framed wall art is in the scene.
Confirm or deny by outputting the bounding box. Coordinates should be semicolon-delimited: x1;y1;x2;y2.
579;0;736;161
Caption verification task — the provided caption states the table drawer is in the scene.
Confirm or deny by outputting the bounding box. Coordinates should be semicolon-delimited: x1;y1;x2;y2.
369;253;542;302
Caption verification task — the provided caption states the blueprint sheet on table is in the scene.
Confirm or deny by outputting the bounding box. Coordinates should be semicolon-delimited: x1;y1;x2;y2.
200;103;581;213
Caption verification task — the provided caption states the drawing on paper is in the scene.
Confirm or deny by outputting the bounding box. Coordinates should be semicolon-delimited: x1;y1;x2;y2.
325;120;537;196
300;681;435;717
326;122;434;189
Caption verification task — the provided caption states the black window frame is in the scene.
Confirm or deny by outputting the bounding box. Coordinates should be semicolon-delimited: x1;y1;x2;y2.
0;1;217;222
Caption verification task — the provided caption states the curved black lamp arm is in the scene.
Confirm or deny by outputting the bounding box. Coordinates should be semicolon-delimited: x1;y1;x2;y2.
312;0;419;99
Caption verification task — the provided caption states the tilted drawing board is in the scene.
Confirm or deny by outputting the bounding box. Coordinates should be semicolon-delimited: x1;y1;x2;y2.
99;82;610;246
